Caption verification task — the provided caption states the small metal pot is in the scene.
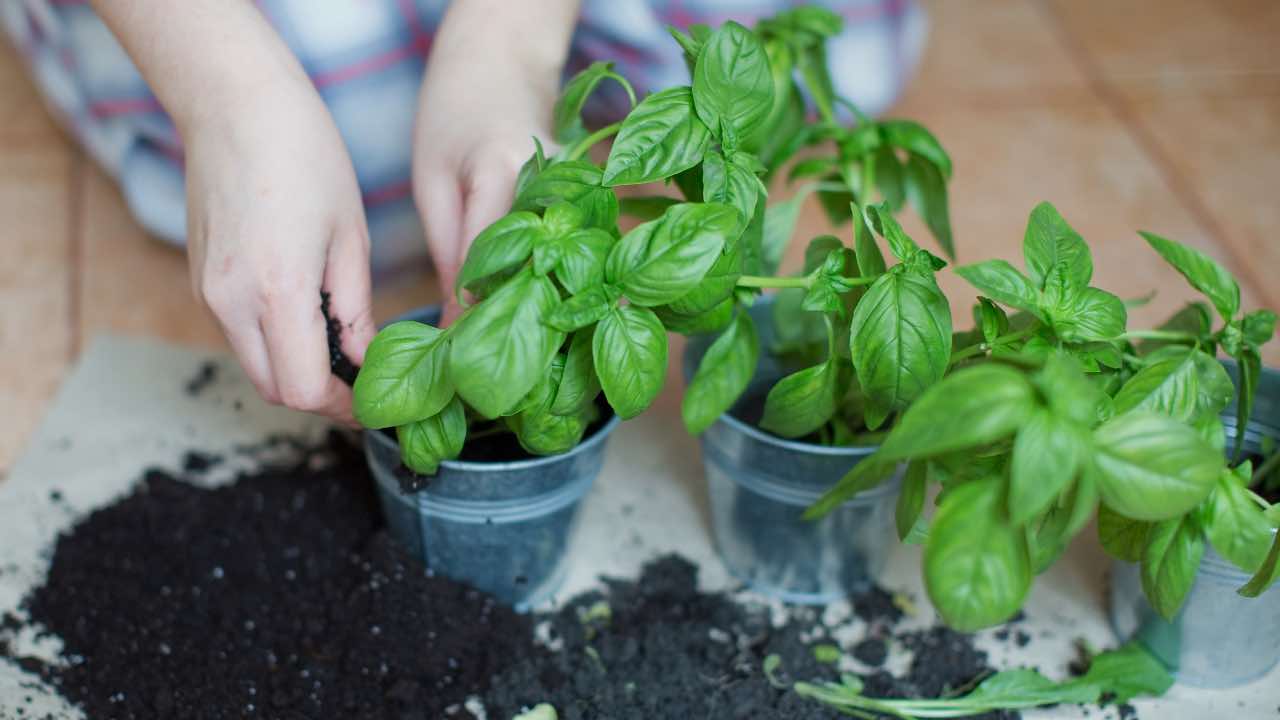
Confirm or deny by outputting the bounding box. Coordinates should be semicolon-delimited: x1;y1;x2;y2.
1108;361;1280;688
684;299;901;604
363;306;619;609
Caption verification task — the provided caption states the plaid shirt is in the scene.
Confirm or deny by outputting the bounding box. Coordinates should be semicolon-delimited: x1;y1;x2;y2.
2;0;924;273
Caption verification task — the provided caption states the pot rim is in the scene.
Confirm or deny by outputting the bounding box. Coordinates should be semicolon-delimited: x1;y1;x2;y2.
366;411;621;475
709;407;880;458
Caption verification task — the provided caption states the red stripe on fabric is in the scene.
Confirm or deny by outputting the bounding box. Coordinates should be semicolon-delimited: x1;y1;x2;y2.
89;97;163;118
363;178;413;207
312;44;417;88
394;0;434;56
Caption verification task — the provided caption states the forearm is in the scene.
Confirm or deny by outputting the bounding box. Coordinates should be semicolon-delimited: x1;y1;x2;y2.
89;0;313;135
429;0;583;99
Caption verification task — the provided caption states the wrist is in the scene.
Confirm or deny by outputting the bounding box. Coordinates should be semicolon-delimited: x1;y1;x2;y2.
431;0;580;91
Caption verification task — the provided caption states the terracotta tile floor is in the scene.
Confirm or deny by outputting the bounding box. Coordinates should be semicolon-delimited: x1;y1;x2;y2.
2;0;1278;475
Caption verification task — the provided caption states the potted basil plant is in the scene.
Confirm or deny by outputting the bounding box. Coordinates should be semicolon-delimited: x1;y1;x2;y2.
806;202;1279;680
352;8;954;605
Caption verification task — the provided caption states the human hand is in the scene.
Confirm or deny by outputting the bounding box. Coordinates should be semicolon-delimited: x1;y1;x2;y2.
412;0;581;322
184;81;376;424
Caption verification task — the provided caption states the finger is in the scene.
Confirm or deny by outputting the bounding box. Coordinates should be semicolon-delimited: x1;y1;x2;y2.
260;287;357;424
200;272;281;405
323;226;377;366
417;171;463;297
222;317;281;406
460;165;517;256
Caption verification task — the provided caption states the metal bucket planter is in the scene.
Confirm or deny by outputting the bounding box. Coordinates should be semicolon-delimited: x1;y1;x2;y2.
1108;361;1280;688
684;299;901;604
363;306;620;609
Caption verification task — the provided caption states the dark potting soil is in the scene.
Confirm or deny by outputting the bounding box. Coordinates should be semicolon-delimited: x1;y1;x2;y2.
321;290;360;387
484;556;1016;720
3;431;534;719
183;360;219;396
4;431;1024;720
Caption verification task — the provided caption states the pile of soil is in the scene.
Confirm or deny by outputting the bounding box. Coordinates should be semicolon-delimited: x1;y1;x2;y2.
484;556;1015;720
2;431;1023;720
3;432;534;719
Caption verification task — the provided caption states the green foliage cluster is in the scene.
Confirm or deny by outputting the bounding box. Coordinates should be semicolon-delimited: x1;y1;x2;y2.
353;6;1279;640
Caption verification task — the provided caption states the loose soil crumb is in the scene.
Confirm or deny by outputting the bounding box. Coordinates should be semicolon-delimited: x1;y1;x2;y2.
183;360;219;396
3;432;531;719
320;290;360;386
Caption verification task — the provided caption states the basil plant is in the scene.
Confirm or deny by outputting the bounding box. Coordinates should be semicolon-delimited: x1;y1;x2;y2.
810;201;1279;631
352;7;957;472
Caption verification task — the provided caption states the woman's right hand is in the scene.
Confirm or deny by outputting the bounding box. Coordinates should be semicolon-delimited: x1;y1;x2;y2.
184;81;376;424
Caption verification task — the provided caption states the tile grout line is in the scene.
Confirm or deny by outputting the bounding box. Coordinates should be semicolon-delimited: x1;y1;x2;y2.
67;150;85;361
1036;0;1272;307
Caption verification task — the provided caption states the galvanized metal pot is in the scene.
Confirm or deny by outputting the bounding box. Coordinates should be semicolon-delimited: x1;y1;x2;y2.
684;299;901;604
363;306;619;609
1108;361;1280;688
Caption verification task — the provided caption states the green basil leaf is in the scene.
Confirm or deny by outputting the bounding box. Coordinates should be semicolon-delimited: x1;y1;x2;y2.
1023;201;1091;292
761;185;816;276
1113;347;1231;421
1234;345;1261;461
603;86;712;186
896;460;928;542
760;359;837;438
515;161;619;229
510;404;591;456
881;120;952;180
815;172;855;225
1207;466;1275;573
924;478;1031;631
353;321;452;429
850;268;952;429
877;364;1038;462
1089;412;1220;522
1141;515;1205;620
396;395;466;475
654;298;734;335
593;305;668;419
853;202;887;278
975;297;1009;344
1238;531;1280;597
448;270;564;418
745;37;796;156
795;41;835;123
682;310;758;434
546;284;616;333
553;61;635;144
1097;503;1152;563
1242;308;1277;346
605;202;737;306
955;260;1040;314
1140;231;1240;321
555;228;615;295
903;154;954;259
874;145;906;211
692;21;775;140
668;26;703;73
863;203;919;262
456;211;543;301
1073;643;1175;702
513;138;547;201
739;186;767;276
1050;287;1127;343
666;224;743;316
618;195;681;221
702;150;761;227
551;328;601;416
541;200;585;238
1009;409;1085;525
803;235;844;274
